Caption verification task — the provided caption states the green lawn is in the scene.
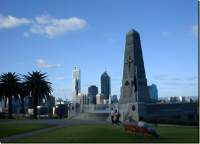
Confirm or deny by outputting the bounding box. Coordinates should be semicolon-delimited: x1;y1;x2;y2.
0;124;53;138
14;125;199;143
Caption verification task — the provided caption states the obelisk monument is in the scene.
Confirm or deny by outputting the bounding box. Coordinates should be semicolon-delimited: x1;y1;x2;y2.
119;29;149;121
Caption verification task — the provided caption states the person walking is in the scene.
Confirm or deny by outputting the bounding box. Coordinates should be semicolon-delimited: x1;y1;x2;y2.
115;110;121;125
110;108;114;124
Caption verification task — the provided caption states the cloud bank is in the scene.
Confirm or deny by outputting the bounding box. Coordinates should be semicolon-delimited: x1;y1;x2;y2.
0;14;87;38
36;59;61;68
31;15;87;38
0;14;30;29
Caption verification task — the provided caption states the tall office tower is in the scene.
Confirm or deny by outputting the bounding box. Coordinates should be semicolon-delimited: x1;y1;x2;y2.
72;67;81;103
101;71;111;100
77;93;89;105
148;83;158;102
111;95;118;104
88;85;98;104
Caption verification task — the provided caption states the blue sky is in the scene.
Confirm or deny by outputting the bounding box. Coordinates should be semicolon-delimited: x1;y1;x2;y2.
0;0;198;100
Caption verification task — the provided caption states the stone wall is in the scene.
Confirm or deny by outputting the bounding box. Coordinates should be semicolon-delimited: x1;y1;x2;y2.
143;103;198;125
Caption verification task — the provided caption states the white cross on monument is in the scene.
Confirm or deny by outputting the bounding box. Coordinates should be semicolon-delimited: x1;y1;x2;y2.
125;56;133;73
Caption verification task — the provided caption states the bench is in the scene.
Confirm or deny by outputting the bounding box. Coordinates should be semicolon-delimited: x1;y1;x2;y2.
123;124;149;136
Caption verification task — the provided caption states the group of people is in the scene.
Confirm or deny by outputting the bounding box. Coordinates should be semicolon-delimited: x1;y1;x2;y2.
137;117;160;139
110;106;160;139
110;108;121;125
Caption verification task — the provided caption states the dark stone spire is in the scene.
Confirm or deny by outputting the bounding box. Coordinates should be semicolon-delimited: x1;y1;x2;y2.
119;29;149;103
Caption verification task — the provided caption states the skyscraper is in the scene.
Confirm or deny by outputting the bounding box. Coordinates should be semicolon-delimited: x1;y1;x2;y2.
111;95;118;104
88;85;98;104
72;67;81;103
148;84;158;102
101;71;111;100
77;93;89;105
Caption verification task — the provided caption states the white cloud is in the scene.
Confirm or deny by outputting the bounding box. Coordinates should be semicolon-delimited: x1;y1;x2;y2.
35;15;52;25
192;24;198;36
0;13;87;38
0;14;30;29
30;14;87;38
36;59;61;68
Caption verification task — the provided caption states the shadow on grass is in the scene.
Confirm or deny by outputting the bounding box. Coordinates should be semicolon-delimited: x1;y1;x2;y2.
0;123;54;138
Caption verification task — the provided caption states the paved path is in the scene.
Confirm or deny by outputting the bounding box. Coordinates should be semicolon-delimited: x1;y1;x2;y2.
0;119;110;142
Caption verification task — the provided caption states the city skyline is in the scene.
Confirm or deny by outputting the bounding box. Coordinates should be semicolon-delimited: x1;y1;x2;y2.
0;0;198;100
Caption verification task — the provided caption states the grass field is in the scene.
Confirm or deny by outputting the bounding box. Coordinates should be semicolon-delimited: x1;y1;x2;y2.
0;124;53;138
13;125;199;143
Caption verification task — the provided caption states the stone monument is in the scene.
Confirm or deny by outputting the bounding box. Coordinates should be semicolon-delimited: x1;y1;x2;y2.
119;29;149;121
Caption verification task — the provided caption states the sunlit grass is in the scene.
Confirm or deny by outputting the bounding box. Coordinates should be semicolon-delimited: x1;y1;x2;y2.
14;125;199;143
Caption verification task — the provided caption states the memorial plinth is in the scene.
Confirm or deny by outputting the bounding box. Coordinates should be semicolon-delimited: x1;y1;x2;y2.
119;29;149;121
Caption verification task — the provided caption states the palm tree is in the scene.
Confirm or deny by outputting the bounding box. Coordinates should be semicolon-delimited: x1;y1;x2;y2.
0;72;21;118
19;82;29;115
0;83;7;110
0;83;3;99
0;83;4;107
24;71;52;119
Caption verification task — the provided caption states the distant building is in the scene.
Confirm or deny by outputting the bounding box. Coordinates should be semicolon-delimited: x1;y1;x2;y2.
96;93;104;104
101;71;111;100
169;96;195;103
56;98;65;105
88;85;98;104
47;95;55;115
111;95;118;104
77;93;89;105
158;96;197;104
178;96;190;103
169;96;181;103
9;95;35;114
72;67;81;103
148;84;158;102
23;95;30;113
12;96;20;114
54;104;68;118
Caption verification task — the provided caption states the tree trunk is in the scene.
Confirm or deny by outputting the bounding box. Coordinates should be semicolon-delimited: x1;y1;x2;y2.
4;98;7;108
21;97;25;114
33;96;37;119
8;96;13;119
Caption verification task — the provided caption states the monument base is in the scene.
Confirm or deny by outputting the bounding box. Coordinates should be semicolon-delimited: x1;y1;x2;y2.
119;102;139;122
